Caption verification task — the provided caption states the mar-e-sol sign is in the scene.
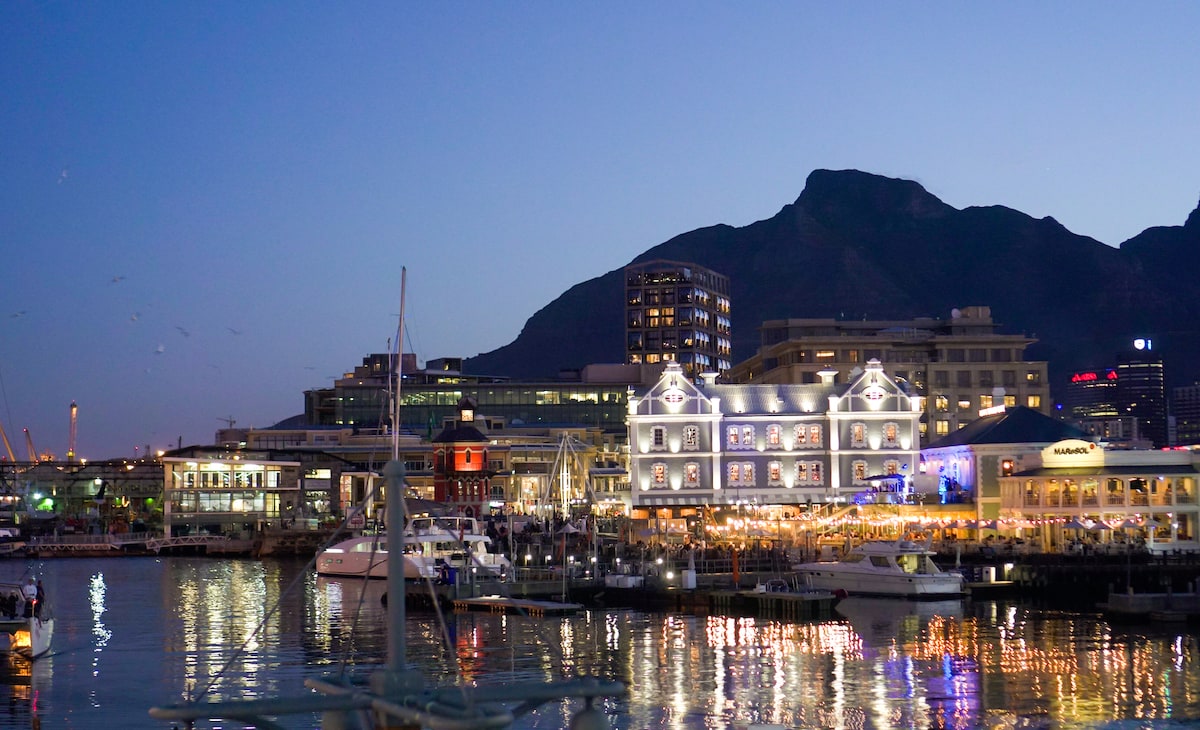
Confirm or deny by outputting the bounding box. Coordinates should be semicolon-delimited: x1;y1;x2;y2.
1041;439;1104;467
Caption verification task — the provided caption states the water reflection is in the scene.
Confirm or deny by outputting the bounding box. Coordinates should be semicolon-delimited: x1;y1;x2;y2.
0;559;1199;728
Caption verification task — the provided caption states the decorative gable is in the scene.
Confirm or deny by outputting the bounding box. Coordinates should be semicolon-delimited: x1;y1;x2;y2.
630;362;718;417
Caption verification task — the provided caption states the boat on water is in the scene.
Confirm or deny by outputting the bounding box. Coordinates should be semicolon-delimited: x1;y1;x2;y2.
315;515;511;581
0;577;53;660
794;537;965;599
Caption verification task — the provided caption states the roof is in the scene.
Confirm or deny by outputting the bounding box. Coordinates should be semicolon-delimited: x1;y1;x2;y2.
431;425;489;443
1017;465;1200;477
925;406;1093;449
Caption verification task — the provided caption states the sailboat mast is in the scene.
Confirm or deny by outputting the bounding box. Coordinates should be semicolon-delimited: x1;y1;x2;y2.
393;266;406;462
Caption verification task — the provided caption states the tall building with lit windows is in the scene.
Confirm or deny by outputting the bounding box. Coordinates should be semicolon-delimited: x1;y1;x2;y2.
624;260;731;379
724;306;1051;445
1116;338;1168;448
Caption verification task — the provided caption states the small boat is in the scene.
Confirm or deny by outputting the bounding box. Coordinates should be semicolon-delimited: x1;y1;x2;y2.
316;515;511;581
0;577;53;659
794;537;964;599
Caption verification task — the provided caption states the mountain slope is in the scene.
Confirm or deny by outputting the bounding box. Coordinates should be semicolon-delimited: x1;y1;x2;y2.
466;169;1200;392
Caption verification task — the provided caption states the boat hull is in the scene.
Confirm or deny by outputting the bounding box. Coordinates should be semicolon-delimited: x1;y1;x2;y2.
0;616;53;659
796;566;963;598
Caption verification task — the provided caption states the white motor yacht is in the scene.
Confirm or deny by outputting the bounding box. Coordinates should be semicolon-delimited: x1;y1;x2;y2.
316;515;510;580
794;537;964;598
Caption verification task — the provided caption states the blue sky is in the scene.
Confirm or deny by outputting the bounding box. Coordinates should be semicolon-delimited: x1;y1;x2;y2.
2;2;1198;460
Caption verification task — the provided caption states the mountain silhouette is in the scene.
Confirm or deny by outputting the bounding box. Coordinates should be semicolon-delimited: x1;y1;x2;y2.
466;169;1200;395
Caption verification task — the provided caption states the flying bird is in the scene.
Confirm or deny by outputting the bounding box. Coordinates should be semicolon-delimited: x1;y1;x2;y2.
111;275;125;284
175;326;190;337
10;311;26;318
130;312;140;322
226;327;242;335
57;168;69;184
154;344;165;354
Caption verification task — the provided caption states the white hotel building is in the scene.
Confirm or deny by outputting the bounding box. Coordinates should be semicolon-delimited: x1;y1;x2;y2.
628;360;923;511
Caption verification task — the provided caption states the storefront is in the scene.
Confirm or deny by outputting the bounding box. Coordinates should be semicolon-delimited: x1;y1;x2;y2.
998;439;1200;552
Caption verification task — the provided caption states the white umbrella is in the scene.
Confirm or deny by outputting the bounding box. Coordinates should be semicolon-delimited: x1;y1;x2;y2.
556;523;581;535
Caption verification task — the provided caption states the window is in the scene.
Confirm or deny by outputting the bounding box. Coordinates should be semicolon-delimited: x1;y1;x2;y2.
795;461;808;483
766;424;782;447
956;371;972;387
682;425;699;451
810;462;823;484
793;423;807;445
742;425;755;446
1027;395;1042;408
743;462;755;484
851;423;866;447
727;463;741;484
980;395;993;409
936;420;950;436
768;461;783;485
882;422;899;447
884;459;900;475
852;460;868;482
726;462;755;486
726;426;740;448
684;462;700;487
651;426;666;450
809;425;822;446
652;463;667;485
934;394;949;412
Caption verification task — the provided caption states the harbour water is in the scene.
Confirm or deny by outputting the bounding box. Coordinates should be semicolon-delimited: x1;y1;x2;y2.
4;555;1200;729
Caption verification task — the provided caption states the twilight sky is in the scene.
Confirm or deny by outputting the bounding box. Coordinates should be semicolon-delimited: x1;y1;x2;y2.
2;3;1198;460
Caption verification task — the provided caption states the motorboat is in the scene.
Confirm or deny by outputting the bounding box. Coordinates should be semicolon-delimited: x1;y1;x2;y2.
0;577;53;659
794;537;964;598
315;515;511;580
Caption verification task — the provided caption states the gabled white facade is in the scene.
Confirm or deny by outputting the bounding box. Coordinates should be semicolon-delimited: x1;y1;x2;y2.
628;360;922;507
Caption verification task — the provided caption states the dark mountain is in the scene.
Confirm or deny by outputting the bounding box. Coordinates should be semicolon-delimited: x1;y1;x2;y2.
466;169;1200;395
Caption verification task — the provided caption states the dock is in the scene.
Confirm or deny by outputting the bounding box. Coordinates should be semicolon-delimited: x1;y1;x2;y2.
451;596;582;617
709;589;839;621
1100;590;1200;623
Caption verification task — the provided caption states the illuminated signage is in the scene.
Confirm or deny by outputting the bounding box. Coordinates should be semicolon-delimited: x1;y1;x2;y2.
1134;338;1152;351
1070;370;1118;383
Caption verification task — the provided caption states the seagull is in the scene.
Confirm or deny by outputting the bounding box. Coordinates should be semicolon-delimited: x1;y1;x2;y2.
111;275;125;284
175;326;190;337
58;168;69;184
226;327;242;335
154;344;165;354
130;312;140;322
10;311;25;318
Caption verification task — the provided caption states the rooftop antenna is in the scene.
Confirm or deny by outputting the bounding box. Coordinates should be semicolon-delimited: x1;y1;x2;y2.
392;266;406;462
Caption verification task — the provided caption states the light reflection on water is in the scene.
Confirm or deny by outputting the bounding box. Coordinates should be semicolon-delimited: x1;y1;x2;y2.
0;557;1198;728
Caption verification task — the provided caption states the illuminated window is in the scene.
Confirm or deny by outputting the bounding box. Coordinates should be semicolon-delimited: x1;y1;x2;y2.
795;461;808;483
851;423;866;447
793;424;807;445
1027;395;1042;408
742;462;755;484
885;460;900;475
682;426;699;451
726;426;740;448
652;463;667;485
684;462;700;487
741;426;754;446
882;422;899;447
934;395;949;412
766;424;782;446
727;463;741;484
980;395;993;409
767;461;782;485
852;460;868;482
810;462;823;484
1004;395;1016;407
936;420;950;436
809;425;822;446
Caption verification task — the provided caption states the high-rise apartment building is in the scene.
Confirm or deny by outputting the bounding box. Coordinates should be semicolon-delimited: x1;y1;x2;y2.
624;260;731;379
1172;383;1200;446
1116;338;1168;448
725;306;1050;444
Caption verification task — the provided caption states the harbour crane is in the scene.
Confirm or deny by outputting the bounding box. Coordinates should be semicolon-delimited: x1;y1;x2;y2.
23;429;37;462
0;420;15;462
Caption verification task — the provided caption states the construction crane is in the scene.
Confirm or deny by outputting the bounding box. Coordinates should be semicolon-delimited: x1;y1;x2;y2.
0;420;15;462
23;428;37;462
67;401;78;462
217;416;236;429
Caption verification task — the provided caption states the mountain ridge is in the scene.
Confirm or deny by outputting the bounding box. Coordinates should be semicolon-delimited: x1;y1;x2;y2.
466;169;1200;395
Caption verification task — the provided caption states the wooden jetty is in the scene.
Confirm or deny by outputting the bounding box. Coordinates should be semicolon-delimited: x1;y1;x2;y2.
451;596;582;617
